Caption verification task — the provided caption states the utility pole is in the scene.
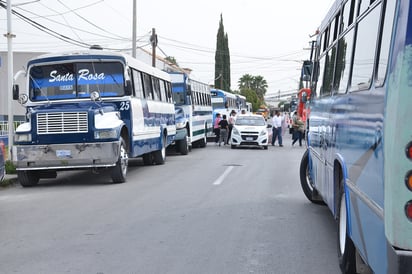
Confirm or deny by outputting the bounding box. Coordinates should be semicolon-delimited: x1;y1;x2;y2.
150;28;157;67
5;0;15;160
132;0;136;58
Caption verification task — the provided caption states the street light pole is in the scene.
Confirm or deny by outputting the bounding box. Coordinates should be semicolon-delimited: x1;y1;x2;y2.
5;0;15;160
132;0;136;58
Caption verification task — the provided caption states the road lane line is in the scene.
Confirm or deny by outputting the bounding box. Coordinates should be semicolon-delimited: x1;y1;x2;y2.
213;166;234;185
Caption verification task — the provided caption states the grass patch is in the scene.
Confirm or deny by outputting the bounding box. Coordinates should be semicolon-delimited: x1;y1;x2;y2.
5;160;16;174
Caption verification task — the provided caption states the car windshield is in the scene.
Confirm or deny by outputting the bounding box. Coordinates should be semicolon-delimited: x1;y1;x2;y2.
235;116;266;126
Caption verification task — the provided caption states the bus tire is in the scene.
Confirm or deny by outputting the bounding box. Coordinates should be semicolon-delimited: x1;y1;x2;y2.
110;137;128;183
18;170;40;187
153;135;166;165
178;136;189;155
142;153;153;165
337;182;357;274
299;149;324;204
198;127;207;148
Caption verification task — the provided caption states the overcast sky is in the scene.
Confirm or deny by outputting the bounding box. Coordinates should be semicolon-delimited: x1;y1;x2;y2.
0;0;334;96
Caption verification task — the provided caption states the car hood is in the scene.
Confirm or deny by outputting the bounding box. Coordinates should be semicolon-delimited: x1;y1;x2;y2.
234;125;267;131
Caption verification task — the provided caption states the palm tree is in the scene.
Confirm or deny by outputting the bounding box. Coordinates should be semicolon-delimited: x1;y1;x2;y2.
238;74;254;90
252;75;268;101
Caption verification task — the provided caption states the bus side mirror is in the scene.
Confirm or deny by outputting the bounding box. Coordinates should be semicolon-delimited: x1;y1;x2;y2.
186;84;192;95
125;80;132;95
13;84;19;100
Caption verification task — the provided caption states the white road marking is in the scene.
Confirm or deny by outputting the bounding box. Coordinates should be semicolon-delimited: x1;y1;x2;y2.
213;166;234;185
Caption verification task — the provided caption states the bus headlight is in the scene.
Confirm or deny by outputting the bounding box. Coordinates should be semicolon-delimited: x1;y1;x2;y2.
94;129;117;139
176;121;186;129
15;133;32;142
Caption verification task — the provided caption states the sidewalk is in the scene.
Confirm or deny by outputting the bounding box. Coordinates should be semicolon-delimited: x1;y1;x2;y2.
2;173;18;186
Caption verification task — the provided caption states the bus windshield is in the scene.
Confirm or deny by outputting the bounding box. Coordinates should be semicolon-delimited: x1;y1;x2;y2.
29;62;125;101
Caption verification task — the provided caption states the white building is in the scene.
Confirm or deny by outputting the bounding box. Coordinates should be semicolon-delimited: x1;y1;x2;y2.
0;51;45;123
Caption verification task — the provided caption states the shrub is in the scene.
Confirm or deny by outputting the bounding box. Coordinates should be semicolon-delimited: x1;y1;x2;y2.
5;160;16;174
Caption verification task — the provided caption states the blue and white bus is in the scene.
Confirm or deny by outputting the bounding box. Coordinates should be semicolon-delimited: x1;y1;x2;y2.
170;72;212;152
210;88;238;110
210;88;244;138
299;0;412;273
12;49;176;187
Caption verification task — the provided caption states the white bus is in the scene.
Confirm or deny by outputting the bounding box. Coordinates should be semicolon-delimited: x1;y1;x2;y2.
170;72;212;152
12;49;176;186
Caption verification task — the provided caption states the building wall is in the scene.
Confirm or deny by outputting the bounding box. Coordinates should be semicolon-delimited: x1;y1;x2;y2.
0;51;45;122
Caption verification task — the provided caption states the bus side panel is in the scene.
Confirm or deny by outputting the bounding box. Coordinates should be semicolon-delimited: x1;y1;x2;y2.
130;98;175;157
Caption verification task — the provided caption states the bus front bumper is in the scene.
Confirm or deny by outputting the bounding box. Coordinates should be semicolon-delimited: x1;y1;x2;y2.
12;141;120;170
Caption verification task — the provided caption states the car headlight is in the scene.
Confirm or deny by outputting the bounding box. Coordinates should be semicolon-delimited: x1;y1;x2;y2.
94;129;117;139
260;129;267;136
15;133;32;142
232;128;240;135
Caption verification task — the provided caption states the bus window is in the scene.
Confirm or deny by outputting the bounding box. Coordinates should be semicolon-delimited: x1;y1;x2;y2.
159;79;167;102
142;73;153;100
152;77;161;101
376;0;396;87
335;28;355;94
350;3;381;92
132;69;144;99
322;47;336;96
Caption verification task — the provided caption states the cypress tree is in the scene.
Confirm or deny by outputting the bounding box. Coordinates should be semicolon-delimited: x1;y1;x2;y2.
214;14;231;91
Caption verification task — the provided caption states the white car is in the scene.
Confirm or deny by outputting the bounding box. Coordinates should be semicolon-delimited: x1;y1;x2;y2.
230;114;270;149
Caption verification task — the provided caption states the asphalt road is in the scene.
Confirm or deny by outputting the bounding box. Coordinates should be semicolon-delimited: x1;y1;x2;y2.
0;140;341;274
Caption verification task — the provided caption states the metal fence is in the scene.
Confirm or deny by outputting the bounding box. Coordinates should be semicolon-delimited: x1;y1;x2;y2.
0;121;25;136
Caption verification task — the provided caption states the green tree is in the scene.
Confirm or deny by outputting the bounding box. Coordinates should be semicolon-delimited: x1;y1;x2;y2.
238;74;254;90
252;75;268;100
238;74;268;102
215;14;231;92
240;88;260;112
165;56;178;66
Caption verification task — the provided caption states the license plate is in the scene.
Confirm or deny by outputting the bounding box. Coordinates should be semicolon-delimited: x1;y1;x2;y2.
246;137;253;141
56;150;71;158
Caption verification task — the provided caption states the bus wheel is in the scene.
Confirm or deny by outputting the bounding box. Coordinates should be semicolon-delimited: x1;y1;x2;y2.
337;182;356;274
111;137;128;183
178;136;189;155
299;149;325;204
198;128;207;148
18;170;40;187
153;135;166;165
142;153;153;165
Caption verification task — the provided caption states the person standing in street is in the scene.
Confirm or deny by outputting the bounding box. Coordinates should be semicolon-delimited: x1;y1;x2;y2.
218;114;229;146
271;110;284;147
292;114;305;147
227;110;236;145
214;113;221;144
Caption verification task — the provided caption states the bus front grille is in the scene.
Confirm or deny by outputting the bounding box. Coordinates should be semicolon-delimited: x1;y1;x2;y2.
37;112;88;134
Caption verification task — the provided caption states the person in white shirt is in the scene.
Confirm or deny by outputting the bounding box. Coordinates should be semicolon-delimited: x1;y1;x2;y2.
271;110;284;147
227;110;236;144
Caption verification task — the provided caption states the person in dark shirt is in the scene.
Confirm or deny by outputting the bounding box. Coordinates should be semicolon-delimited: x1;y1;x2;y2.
218;114;229;146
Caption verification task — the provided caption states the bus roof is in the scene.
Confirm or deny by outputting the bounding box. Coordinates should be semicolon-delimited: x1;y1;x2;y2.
27;49;171;82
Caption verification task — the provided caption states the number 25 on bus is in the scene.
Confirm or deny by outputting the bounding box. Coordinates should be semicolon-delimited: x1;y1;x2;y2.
299;0;412;273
